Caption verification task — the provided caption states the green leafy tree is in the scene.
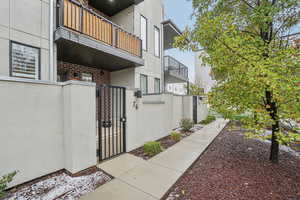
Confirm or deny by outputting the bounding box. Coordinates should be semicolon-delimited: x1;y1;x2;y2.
186;84;205;95
175;0;300;163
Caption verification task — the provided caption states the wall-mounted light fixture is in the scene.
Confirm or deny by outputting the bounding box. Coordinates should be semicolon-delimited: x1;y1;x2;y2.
134;90;142;98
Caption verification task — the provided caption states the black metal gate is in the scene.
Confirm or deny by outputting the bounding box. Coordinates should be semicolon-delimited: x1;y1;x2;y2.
96;85;126;161
193;96;198;124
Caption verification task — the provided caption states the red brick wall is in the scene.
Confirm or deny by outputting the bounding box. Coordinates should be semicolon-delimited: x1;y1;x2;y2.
57;61;110;85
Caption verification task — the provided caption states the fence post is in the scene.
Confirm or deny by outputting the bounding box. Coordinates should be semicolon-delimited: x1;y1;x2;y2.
58;0;64;27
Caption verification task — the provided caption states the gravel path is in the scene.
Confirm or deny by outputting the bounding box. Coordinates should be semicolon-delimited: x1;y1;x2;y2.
163;122;300;200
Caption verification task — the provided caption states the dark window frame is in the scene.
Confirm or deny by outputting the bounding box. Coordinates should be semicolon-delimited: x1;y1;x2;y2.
140;14;148;52
140;74;148;94
9;40;41;80
154;78;160;93
154;26;160;58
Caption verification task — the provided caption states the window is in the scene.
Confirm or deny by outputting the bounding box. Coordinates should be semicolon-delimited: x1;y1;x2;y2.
81;72;93;82
154;78;160;93
154;26;160;57
140;15;148;51
140;74;148;94
10;41;40;79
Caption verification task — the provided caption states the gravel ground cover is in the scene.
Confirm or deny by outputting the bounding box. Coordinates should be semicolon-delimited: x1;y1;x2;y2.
3;168;112;200
130;124;203;160
163;122;300;200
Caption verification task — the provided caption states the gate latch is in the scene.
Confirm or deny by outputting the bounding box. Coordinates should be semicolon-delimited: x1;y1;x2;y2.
121;117;126;122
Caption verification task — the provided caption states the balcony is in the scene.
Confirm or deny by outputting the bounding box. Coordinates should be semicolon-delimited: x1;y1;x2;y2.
162;20;182;50
164;56;189;83
55;0;144;71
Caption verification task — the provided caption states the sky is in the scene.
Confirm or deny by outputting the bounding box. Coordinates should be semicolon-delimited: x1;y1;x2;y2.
162;0;300;83
163;0;196;83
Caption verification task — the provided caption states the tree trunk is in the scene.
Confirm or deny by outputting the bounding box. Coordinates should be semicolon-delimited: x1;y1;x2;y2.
266;90;279;163
269;120;279;163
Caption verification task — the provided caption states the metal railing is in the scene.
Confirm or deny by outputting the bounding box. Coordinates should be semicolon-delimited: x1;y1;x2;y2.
58;0;142;58
164;56;189;80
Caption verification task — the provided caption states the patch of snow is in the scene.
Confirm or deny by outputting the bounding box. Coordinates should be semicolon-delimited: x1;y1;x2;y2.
173;124;204;133
258;139;300;159
280;145;300;159
190;124;204;132
261;130;272;137
5;171;111;200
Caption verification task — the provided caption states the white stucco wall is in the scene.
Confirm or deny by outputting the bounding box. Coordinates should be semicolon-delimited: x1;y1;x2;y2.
197;97;209;122
172;95;184;128
125;91;208;151
0;78;97;187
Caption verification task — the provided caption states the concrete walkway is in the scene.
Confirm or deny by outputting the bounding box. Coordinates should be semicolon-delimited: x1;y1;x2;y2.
81;119;228;200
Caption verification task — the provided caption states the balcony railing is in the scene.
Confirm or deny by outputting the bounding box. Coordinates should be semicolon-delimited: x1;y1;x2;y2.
58;0;142;58
164;56;189;80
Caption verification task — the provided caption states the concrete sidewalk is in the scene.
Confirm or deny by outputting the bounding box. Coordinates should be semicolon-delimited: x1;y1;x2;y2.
81;119;228;200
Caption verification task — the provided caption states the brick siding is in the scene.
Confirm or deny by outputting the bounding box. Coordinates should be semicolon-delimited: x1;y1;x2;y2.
57;61;111;85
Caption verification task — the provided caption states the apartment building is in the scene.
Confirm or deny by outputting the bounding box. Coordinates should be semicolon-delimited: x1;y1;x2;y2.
0;0;189;93
166;82;188;95
194;50;216;93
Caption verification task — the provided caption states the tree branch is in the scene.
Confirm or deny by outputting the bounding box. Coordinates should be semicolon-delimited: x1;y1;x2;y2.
240;0;254;9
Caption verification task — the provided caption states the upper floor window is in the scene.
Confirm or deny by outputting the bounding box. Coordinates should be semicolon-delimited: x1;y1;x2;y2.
140;74;148;94
10;41;40;80
154;78;160;93
140;15;148;51
154;26;160;57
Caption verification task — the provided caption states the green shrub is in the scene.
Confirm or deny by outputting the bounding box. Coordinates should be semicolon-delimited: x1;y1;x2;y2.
170;132;182;142
180;118;194;132
0;171;17;198
289;133;300;143
143;141;162;156
200;115;216;125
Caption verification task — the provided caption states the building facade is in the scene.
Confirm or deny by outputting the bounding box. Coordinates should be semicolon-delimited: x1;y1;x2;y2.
0;0;206;188
166;83;188;95
0;0;189;94
194;50;216;93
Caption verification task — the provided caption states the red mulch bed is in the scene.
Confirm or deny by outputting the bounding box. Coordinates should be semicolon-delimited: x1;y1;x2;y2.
130;131;194;160
291;142;300;152
163;122;300;200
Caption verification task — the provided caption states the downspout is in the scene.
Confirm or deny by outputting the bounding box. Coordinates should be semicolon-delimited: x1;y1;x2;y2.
49;0;54;82
161;28;164;93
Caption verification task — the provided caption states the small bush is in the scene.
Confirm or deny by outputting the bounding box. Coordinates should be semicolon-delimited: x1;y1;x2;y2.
143;141;162;156
170;132;182;142
288;133;300;143
0;171;17;198
200;115;216;125
180;118;194;132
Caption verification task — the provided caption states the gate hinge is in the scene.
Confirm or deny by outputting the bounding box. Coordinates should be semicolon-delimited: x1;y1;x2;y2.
96;88;100;97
